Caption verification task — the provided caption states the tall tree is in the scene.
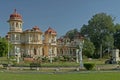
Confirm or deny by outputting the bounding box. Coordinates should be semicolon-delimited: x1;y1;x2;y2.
83;38;95;58
80;13;115;58
65;28;78;41
0;38;8;57
114;24;120;49
0;37;12;57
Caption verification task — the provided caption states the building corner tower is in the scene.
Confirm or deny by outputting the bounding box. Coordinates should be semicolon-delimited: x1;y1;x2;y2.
7;9;23;56
44;27;57;57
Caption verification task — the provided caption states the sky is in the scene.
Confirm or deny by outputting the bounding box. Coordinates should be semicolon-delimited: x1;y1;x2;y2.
1;0;120;37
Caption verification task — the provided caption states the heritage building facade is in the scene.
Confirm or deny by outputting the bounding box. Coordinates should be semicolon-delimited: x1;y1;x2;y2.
7;9;57;58
6;9;82;58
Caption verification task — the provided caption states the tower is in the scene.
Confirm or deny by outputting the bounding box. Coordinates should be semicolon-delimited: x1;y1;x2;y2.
44;27;57;57
8;9;23;32
7;9;23;56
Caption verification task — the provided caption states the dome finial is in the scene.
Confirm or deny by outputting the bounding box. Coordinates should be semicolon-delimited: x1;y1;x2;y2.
14;9;17;13
9;9;22;21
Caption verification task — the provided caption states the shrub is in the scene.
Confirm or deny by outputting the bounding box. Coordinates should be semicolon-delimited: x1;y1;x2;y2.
84;63;95;70
118;61;120;65
53;57;59;62
42;57;49;62
30;63;41;69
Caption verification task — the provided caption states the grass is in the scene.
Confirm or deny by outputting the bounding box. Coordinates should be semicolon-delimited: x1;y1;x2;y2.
12;60;104;67
0;57;8;63
41;62;79;67
0;71;120;80
0;57;117;70
0;57;120;80
0;57;117;71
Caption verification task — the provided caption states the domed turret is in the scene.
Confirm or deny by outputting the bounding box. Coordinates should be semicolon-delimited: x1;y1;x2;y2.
32;26;42;32
7;9;23;32
44;27;57;57
45;27;57;35
8;9;22;22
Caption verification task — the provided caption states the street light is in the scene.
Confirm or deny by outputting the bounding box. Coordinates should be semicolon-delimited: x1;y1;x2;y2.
74;33;84;68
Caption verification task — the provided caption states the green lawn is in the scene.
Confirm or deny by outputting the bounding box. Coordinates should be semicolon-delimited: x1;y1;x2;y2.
0;57;107;67
0;71;120;80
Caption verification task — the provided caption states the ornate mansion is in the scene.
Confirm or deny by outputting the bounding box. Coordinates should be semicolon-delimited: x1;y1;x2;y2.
6;9;83;58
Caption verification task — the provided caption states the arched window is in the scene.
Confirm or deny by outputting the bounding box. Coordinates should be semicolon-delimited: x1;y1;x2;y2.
11;34;14;40
12;22;14;26
16;23;18;28
34;48;37;55
20;24;22;28
16;34;20;40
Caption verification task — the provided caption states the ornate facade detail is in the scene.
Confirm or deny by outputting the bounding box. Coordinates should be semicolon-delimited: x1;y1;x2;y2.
6;9;83;58
7;10;57;58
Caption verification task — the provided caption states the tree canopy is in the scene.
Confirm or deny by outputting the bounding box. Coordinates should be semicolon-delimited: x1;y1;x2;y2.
83;38;95;58
65;28;78;41
80;13;115;58
0;37;8;57
0;37;12;57
114;24;120;49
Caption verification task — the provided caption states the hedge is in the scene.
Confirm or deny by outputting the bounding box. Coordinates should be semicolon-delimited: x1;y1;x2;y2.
84;63;95;70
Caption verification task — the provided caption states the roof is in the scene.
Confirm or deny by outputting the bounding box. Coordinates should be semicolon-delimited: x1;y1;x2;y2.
24;26;42;33
9;9;22;21
45;27;57;35
32;26;42;32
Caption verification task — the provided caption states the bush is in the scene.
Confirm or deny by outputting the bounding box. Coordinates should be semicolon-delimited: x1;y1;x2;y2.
42;57;49;62
2;63;8;67
118;61;120;65
30;63;41;69
84;63;95;70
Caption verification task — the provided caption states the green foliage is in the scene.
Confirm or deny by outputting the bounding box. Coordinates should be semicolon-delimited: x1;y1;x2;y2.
57;56;66;62
65;28;78;41
0;37;13;57
0;72;120;80
42;57;49;62
81;13;115;58
114;24;120;49
62;55;71;61
41;62;79;67
30;62;41;69
118;61;120;65
53;57;59;62
84;63;95;70
55;56;75;62
83;38;95;58
0;38;8;57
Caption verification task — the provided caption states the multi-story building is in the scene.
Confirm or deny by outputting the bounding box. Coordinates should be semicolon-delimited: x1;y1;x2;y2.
6;9;57;58
6;9;84;60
